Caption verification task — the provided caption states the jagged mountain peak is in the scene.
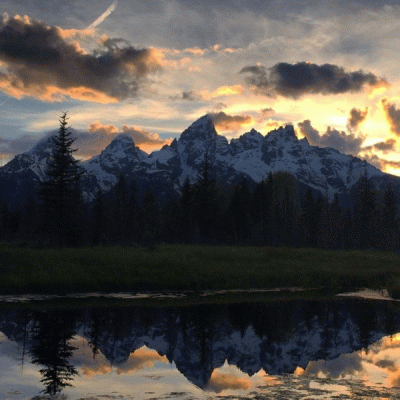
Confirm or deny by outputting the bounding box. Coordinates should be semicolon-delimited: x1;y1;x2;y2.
265;125;298;142
97;133;146;159
180;114;217;142
231;128;264;152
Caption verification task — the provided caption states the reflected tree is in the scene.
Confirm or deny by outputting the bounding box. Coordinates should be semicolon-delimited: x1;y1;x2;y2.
30;310;78;395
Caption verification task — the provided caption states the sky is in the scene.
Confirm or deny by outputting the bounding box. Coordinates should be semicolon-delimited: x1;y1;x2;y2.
1;1;400;174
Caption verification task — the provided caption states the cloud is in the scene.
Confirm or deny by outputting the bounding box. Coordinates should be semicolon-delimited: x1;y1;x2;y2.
362;138;396;153
0;133;43;157
121;125;172;152
210;111;254;131
210;85;244;98
200;85;244;100
88;120;119;135
115;347;168;375
0;14;162;103
260;108;275;118
297;119;365;154
240;62;388;99
87;0;118;29
297;119;322;146
81;364;112;379
347;107;368;131
169;90;203;101
206;371;252;393
361;153;400;171
382;98;400;136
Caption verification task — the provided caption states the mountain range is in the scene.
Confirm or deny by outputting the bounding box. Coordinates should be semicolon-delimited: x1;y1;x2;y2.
0;298;398;390
1;114;399;207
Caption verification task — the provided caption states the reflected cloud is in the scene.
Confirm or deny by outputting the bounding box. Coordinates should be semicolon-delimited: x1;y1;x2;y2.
206;370;252;393
116;347;168;375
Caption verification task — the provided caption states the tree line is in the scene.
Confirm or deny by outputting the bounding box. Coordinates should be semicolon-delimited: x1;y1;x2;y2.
0;114;399;250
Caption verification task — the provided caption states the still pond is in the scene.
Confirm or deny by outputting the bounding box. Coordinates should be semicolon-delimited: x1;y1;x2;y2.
1;292;400;399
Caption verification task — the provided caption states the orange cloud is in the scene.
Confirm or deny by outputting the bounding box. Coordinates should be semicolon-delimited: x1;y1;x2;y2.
81;364;112;379
88;121;119;135
116;347;168;375
206;371;252;393
201;85;244;100
0;15;161;103
210;111;255;131
121;125;173;152
183;47;205;56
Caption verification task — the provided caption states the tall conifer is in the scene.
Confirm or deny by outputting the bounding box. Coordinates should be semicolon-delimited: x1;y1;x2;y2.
39;113;84;246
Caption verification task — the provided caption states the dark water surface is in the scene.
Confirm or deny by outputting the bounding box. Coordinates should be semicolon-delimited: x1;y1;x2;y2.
1;293;400;399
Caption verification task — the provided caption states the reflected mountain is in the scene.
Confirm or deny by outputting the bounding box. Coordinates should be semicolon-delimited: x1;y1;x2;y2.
0;297;399;392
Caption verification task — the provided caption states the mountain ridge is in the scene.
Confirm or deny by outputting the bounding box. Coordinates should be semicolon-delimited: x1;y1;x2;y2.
0;114;398;207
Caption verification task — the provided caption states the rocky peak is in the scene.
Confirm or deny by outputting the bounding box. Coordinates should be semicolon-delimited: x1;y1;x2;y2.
180;114;218;143
265;125;298;143
231;128;264;153
96;134;146;162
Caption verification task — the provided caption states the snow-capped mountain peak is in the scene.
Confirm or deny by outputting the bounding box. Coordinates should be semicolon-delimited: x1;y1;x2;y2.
1;114;399;207
180;114;217;142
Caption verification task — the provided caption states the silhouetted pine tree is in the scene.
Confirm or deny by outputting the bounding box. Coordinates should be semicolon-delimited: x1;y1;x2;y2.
229;179;251;244
31;310;78;395
271;172;300;246
380;185;399;250
127;181;138;243
179;176;195;243
139;189;160;246
251;173;273;244
301;188;316;247
193;153;221;243
113;174;129;243
93;188;106;245
353;173;377;248
39;113;84;246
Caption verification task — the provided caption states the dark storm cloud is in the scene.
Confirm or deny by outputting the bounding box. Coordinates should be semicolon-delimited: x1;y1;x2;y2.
298;119;365;155
347;107;368;131
382;98;400;136
0;15;161;102
209;111;254;131
240;62;387;98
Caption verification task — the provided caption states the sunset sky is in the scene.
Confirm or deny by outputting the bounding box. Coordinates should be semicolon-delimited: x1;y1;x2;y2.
1;0;400;174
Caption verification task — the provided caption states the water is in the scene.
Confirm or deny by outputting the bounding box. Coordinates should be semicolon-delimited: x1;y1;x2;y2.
1;293;400;399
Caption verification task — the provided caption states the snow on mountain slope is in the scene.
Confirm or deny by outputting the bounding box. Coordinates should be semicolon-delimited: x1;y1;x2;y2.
82;133;147;191
0;114;394;204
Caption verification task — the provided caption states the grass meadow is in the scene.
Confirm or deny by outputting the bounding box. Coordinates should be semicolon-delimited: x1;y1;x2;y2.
0;244;400;297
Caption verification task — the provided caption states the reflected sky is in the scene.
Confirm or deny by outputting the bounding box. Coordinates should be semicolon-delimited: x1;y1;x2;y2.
1;298;400;399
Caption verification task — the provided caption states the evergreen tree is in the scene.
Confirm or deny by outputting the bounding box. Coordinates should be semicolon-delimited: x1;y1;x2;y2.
193;153;222;243
229;179;251;244
31;310;78;395
380;185;399;250
271;171;300;246
178;176;195;243
127;181;138;243
93;188;106;245
39;113;84;246
353;174;377;248
301;188;316;247
139;189;160;247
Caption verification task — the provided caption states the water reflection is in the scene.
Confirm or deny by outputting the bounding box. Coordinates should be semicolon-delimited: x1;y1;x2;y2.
1;296;400;398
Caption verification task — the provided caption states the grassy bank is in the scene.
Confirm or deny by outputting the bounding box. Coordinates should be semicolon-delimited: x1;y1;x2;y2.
0;244;400;297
